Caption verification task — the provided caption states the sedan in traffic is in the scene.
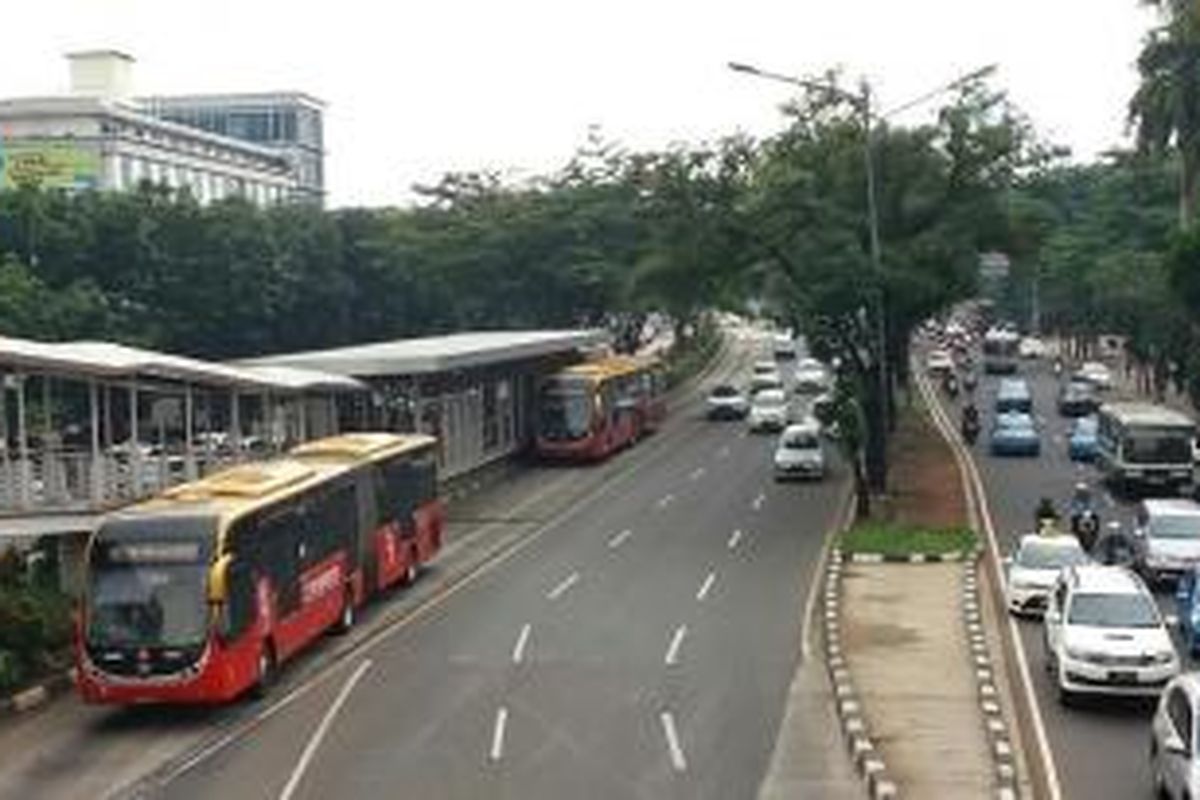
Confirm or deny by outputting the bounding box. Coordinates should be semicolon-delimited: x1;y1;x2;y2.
990;412;1041;457
1058;381;1098;417
705;384;749;420
1005;534;1090;616
1151;673;1200;799
1068;416;1100;462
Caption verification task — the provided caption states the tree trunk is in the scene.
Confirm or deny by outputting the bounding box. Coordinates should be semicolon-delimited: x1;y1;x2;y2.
1182;149;1199;230
863;373;887;493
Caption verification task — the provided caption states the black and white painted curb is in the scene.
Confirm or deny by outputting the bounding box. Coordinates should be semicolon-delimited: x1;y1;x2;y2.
844;551;970;564
824;547;899;800
962;555;1021;800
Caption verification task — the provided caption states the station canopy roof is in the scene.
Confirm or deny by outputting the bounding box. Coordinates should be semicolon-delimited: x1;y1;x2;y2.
240;329;608;377
0;335;365;393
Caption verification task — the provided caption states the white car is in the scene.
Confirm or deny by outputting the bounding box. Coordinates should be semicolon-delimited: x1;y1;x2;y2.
752;359;779;376
1076;361;1114;391
793;358;830;395
1019;337;1047;359
1005;534;1090;616
1151;673;1200;799
926;349;954;375
1044;565;1179;704
773;422;825;480
748;388;789;433
772;334;797;360
1136;499;1200;584
705;384;749;420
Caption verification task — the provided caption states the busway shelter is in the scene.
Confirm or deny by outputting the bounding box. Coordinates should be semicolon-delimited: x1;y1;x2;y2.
241;329;607;479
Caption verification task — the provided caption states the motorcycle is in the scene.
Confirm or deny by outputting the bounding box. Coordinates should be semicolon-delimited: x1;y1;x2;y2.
963;372;978;395
943;373;960;398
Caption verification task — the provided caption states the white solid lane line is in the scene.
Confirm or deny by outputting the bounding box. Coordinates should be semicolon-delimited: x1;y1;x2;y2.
660;711;688;773
696;571;716;602
608;528;633;549
664;625;688;665
657;493;675;509
546;571;580;600
489;706;509;762
511;624;532;664
278;659;373;800
727;529;743;550
690;467;706;481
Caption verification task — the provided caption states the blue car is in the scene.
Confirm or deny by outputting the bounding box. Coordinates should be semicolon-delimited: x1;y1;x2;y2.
1068;415;1099;462
990;412;1040;456
1176;567;1200;656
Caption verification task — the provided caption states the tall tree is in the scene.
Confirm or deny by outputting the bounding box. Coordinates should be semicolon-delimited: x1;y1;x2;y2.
1131;0;1200;227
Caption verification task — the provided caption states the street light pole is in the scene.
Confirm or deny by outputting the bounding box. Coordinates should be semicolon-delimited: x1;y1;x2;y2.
859;79;890;439
728;60;997;488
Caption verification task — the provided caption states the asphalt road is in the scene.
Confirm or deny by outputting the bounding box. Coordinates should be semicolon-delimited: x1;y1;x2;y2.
0;330;850;800
935;356;1168;800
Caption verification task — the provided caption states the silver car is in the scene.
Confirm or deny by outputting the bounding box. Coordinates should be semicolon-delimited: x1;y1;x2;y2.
773;423;825;480
1136;499;1200;584
1151;673;1200;799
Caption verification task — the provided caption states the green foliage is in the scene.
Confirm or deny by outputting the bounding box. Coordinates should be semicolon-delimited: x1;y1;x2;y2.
839;523;977;556
0;549;73;694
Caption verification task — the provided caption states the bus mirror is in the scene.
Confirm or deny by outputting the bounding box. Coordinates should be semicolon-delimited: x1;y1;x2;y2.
208;554;232;604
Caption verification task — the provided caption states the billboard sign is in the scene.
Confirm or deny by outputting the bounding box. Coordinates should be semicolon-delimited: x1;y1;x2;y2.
0;140;100;190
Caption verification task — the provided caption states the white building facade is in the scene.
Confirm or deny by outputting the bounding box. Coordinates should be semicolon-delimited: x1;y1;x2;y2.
0;51;306;206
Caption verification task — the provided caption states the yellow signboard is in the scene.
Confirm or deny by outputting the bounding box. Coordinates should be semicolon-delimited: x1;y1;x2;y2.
0;141;100;190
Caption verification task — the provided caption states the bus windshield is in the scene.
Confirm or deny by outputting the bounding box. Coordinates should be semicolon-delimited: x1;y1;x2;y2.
87;536;210;648
540;386;593;440
1123;430;1191;464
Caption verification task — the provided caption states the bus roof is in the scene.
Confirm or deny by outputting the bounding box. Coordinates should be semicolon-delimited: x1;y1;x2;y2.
288;432;436;463
1100;402;1194;429
557;355;661;383
102;433;438;551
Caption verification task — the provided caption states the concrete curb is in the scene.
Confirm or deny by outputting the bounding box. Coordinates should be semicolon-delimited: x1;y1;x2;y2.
961;553;1022;799
824;547;900;799
0;668;74;718
843;551;969;564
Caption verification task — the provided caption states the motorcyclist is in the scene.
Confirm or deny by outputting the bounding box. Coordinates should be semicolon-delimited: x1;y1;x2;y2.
1034;496;1060;535
943;371;960;397
960;403;981;443
1068;482;1100;550
962;371;978;394
1095;522;1138;567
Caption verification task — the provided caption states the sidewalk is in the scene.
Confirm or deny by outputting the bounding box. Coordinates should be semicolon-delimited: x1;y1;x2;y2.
843;562;992;796
835;396;1004;799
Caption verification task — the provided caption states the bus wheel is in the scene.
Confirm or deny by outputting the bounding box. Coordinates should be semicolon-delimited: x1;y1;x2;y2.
251;642;276;699
333;591;355;635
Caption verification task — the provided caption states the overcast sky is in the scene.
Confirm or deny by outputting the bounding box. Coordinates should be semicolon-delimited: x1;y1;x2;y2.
1;0;1158;208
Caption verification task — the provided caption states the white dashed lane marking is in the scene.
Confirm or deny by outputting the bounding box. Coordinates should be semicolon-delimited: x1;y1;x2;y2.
546;572;580;601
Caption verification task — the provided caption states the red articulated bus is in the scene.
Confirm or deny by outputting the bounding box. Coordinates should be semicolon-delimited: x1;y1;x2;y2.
75;433;443;705
535;355;667;461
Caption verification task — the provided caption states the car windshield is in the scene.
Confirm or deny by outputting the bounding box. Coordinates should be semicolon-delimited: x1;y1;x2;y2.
87;540;209;648
711;385;739;398
1150;513;1200;539
783;432;820;449
1067;592;1159;628
1073;418;1098;434
1123;431;1192;464
540;389;592;440
1016;539;1087;569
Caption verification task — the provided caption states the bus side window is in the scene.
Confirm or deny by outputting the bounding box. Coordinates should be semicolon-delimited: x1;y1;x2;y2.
259;507;302;614
222;559;255;641
415;450;438;505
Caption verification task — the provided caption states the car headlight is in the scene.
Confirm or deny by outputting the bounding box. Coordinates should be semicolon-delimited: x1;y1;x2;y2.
1064;645;1105;663
1150;651;1176;665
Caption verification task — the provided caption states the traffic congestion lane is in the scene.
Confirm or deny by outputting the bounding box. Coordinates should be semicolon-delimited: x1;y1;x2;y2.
946;357;1155;800
152;354;846;800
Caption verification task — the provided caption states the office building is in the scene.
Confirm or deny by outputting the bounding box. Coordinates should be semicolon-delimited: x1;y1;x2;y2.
0;51;323;206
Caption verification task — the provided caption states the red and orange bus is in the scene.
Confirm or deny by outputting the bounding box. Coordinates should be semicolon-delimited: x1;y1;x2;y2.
75;433;443;705
535;355;667;461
